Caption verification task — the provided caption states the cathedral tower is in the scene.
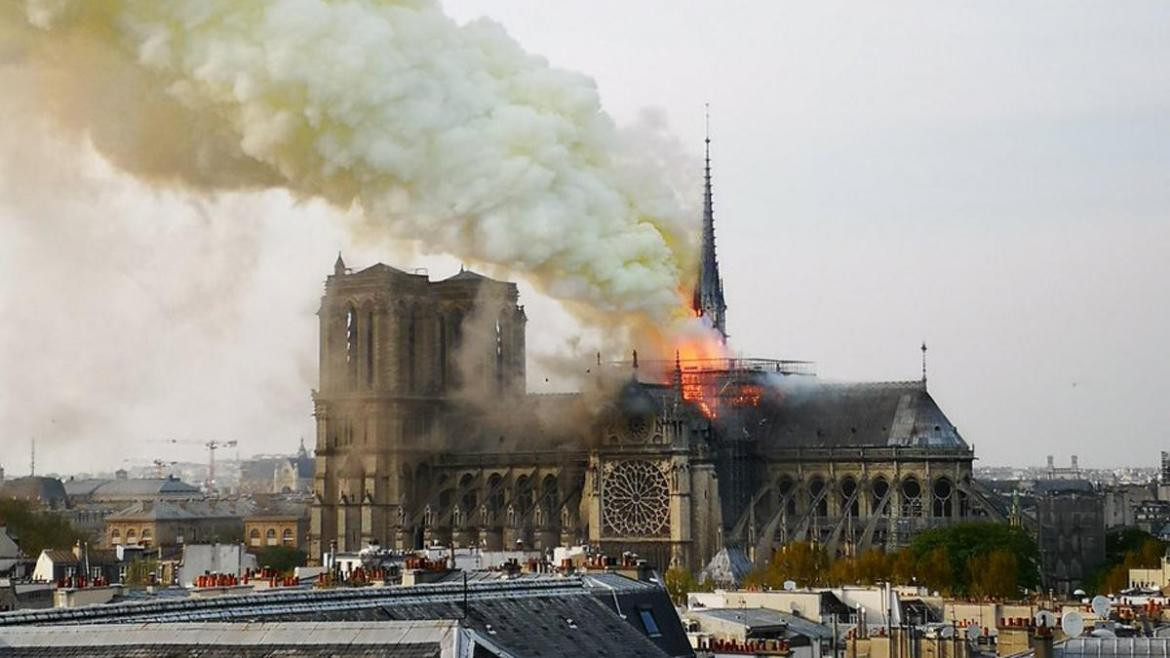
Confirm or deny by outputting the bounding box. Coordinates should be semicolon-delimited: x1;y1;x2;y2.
309;259;526;559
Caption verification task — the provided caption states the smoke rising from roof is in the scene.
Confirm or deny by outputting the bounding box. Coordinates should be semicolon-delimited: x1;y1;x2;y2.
6;0;698;330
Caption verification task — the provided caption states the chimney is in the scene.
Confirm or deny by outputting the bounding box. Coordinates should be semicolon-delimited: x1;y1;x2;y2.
1033;624;1054;658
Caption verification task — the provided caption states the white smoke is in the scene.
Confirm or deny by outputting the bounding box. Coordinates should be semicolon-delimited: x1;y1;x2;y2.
5;0;699;330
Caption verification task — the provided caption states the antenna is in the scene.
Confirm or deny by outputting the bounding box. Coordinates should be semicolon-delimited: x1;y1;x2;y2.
705;102;711;145
921;342;928;386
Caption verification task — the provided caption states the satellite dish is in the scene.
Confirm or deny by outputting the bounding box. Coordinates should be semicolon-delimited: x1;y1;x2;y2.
783;580;797;591
1062;611;1085;637
1073;589;1087;597
966;625;981;641
1090;628;1117;638
1035;611;1057;628
939;626;956;639
1091;595;1111;618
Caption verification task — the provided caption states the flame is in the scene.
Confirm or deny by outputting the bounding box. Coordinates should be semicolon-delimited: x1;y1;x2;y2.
660;317;730;419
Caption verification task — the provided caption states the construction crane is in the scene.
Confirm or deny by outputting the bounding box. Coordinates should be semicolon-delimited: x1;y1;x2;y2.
153;439;238;492
123;458;178;479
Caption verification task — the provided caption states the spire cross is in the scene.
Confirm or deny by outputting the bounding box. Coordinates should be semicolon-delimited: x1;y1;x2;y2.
921;342;928;386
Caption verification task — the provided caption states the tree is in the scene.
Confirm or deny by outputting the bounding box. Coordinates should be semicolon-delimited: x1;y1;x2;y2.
968;549;1019;599
123;559;160;588
909;523;1040;595
852;549;893;585
1087;529;1166;594
745;541;829;589
917;547;954;594
254;546;307;574
664;566;712;604
0;499;87;556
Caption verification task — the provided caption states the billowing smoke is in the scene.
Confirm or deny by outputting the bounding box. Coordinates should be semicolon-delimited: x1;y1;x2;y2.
4;0;699;334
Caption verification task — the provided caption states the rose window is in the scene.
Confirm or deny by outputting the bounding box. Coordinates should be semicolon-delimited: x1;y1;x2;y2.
602;460;670;537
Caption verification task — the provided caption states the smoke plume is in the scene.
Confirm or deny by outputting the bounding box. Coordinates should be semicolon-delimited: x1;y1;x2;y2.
4;0;699;333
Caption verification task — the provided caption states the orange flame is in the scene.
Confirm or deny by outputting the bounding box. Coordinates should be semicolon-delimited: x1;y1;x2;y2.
651;317;730;419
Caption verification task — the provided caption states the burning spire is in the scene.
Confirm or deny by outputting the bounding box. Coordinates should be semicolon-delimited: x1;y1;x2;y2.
692;105;728;342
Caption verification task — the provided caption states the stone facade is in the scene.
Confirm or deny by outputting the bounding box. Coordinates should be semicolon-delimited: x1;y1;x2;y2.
309;259;998;572
245;515;309;552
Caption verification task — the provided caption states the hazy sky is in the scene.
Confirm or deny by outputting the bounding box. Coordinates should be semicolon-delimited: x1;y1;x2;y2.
2;1;1168;474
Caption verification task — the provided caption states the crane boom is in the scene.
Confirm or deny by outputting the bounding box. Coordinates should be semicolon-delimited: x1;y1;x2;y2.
153;438;238;491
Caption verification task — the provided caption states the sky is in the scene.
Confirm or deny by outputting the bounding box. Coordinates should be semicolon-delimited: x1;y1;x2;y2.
1;1;1168;474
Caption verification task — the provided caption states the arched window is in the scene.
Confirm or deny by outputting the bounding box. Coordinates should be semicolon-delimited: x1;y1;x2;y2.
126;529;137;541
266;528;277;546
345;305;358;366
777;476;797;515
871;477;890;513
249;528;261;546
365;309;375;387
111;529;121;544
809;476;828;517
840;476;860;517
901;477;922;517
282;528;294;546
932;478;954;517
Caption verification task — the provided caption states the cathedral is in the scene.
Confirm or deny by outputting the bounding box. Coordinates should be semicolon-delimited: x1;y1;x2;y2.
308;143;1005;573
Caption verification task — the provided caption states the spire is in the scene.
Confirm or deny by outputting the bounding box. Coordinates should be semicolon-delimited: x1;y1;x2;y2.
334;252;347;276
921;342;928;388
692;103;727;341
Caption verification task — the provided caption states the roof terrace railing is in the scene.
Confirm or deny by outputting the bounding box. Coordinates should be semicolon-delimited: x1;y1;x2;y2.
608;357;816;377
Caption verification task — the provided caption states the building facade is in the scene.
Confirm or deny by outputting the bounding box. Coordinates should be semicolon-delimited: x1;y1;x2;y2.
310;156;999;571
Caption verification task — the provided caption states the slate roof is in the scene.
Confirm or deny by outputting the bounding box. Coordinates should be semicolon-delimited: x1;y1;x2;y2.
40;548;119;566
0;477;68;504
1032;479;1096;495
690;607;834;641
0;621;452;657
64;478;201;499
0;577;683;657
699;547;753;589
107;499;253;522
755;381;969;450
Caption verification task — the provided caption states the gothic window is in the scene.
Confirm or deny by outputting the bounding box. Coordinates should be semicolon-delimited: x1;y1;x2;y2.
494;317;504;390
438;315;447;389
345;305;358;370
487;474;504;520
840;476;860;517
901;477;922;517
540;475;559;527
407;310;417;393
777;476;796;515
932;478;953;517
515;476;533;515
365;310;374;388
809;476;828;517
602;460;671;537
871;477;890;513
